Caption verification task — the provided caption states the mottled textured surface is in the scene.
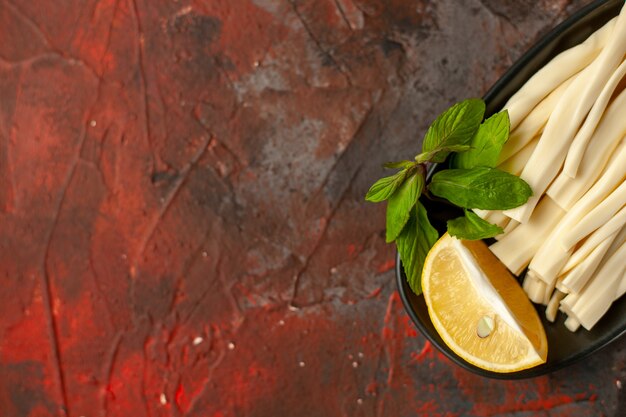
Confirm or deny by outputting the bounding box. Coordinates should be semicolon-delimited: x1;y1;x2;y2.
0;0;624;416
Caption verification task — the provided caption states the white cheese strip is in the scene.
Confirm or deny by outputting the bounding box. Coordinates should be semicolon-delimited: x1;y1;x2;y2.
563;58;626;177
564;316;581;332
472;209;509;228
559;231;617;294
495;219;520;241
523;270;547;305
497;136;539;177
498;76;572;164
560;293;579;317
472;209;509;231
529;142;626;284
555;274;569;294
560;224;626;295
560;188;626;251
568;241;626;330
546;290;566;322
541;279;556;306
488;211;510;229
505;6;626;224
562;222;626;274
547;90;626;210
490;197;565;275
503;16;617;129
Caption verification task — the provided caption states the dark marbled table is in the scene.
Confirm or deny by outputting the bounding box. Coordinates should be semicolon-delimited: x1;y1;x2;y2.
0;0;624;416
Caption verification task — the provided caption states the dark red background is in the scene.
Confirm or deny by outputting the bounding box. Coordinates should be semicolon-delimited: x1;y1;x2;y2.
0;0;624;416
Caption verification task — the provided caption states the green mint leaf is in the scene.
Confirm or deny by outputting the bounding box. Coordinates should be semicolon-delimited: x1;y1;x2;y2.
453;111;510;169
365;170;408;202
386;172;424;242
428;167;532;210
415;144;471;164
383;160;415;170
422;98;485;162
447;210;504;240
397;201;439;295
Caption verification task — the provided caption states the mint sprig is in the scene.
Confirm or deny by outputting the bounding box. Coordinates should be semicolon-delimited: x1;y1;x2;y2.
429;167;532;210
365;98;532;295
447;210;504;240
365;170;408;202
421;98;485;162
386;170;425;242
397;202;439;294
452;111;510;169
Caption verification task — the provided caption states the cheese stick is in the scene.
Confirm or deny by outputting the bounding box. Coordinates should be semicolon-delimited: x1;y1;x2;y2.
564;58;626;177
490;196;565;275
567;242;626;330
505;7;626;224
562;222;626;274
547;90;626;210
560;189;626;251
529;142;626;284
558;231;618;294
499;77;572;163
498;136;540;176
503;17;617;129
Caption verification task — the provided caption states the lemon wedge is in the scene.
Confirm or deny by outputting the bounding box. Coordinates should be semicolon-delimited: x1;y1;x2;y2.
422;233;548;373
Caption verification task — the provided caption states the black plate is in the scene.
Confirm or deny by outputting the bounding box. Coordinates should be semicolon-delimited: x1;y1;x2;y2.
396;0;626;379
